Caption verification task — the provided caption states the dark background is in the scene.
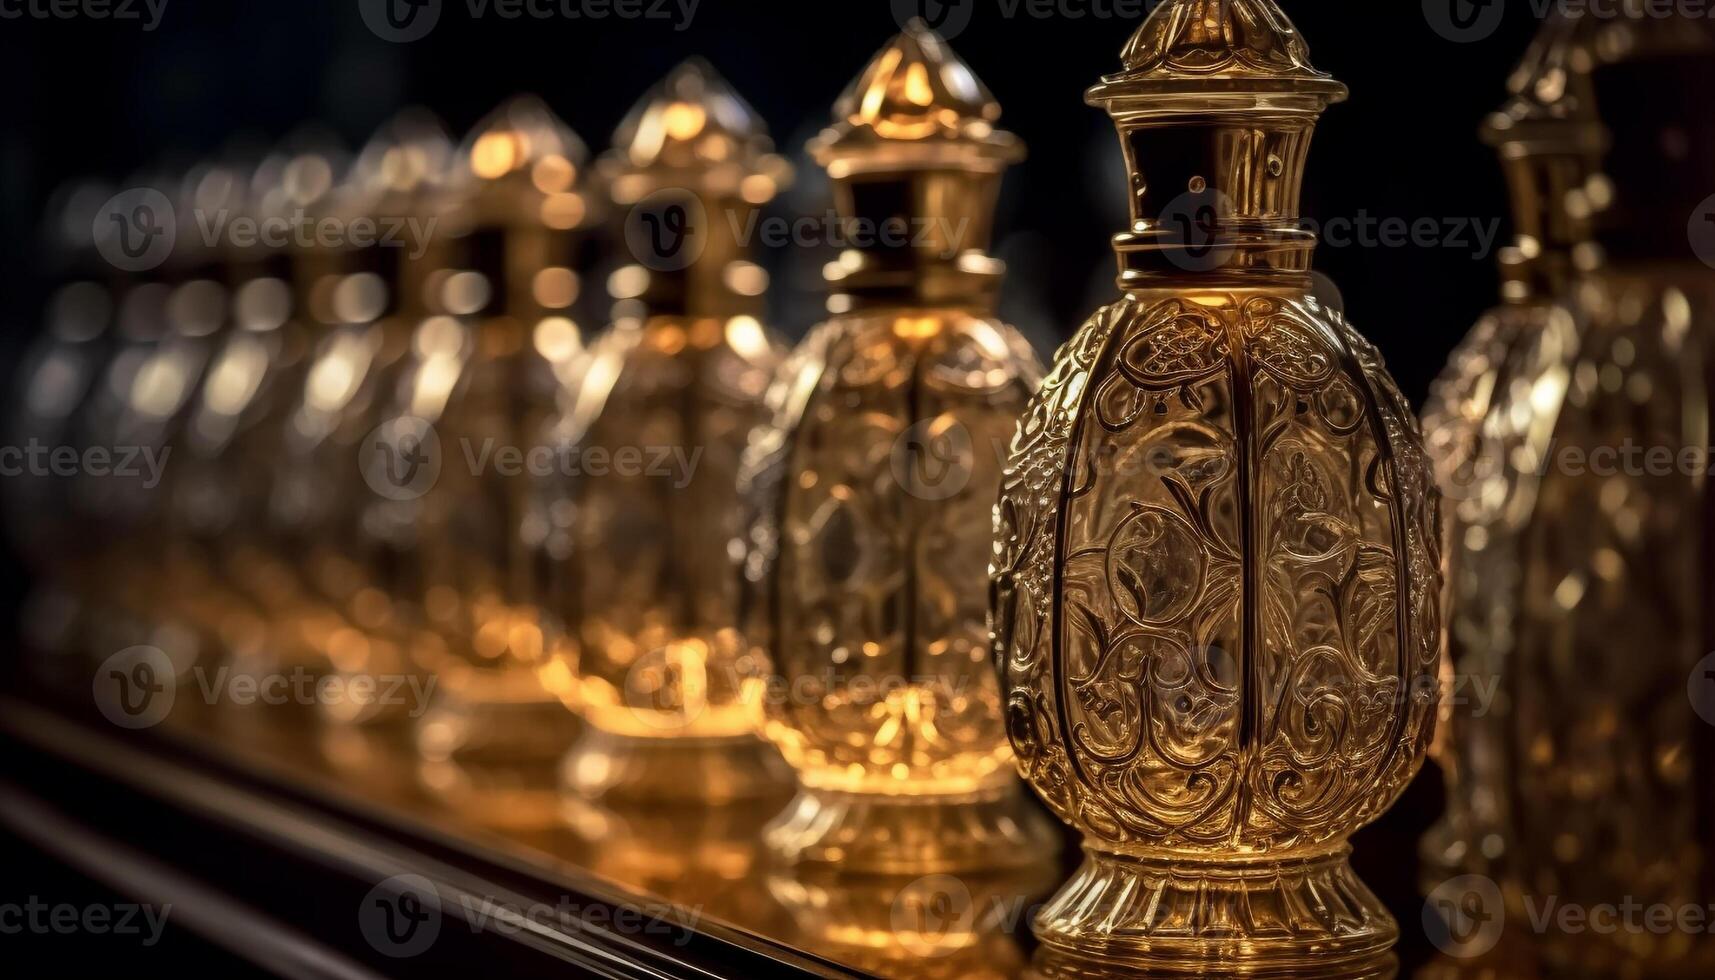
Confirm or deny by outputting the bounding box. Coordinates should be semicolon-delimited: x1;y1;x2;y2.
0;0;1553;972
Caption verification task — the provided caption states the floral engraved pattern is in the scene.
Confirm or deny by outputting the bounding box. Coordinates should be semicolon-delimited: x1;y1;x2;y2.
993;292;1441;852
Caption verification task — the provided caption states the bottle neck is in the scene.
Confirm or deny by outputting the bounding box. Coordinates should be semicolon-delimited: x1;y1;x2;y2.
1110;118;1320;290
823;169;1004;314
614;190;768;323
1495;148;1602;303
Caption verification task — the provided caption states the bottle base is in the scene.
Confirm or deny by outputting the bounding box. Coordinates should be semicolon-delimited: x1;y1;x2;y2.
1032;845;1398;974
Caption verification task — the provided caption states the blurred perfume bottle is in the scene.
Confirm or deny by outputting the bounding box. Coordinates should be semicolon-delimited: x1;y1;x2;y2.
991;0;1441;971
540;60;792;802
738;23;1056;873
1424;9;1715;977
384;96;598;770
154;141;354;683
9;182;124;679
73;162;246;688
272;109;459;726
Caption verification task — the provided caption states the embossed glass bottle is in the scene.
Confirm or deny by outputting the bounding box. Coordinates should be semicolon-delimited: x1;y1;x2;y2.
739;23;1057;872
542;61;792;802
1424;9;1715;976
990;0;1441;970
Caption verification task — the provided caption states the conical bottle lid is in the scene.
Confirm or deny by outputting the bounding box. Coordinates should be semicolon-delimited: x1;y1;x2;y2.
604;59;789;203
810;19;1022;177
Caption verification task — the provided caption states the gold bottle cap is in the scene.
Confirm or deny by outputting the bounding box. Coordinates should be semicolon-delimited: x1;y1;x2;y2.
1088;0;1346;114
464;95;590;186
1092;0;1341;284
601;59;790;207
810;18;1023;178
1482;13;1606;155
814;22;1022;310
460;95;593;229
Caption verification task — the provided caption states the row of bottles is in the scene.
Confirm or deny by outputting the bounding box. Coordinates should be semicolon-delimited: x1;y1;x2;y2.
8;0;1713;975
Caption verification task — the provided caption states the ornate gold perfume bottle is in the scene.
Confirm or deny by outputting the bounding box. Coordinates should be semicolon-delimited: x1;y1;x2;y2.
542;61;792;802
1424;9;1715;976
990;0;1441;970
738;23;1056;873
396;95;596;767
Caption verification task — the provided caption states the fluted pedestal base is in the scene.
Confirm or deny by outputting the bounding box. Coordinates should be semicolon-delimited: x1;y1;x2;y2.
763;783;1059;874
559;728;791;804
1034;846;1396;974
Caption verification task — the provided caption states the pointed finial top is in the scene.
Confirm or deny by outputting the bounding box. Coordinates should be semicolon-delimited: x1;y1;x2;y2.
1092;0;1344;111
464;95;589;182
610;59;778;174
811;19;1022;173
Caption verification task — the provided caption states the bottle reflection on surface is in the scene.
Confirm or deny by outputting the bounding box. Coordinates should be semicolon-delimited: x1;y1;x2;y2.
1423;9;1715;978
539;60;793;803
768;864;1057;980
559;792;793;938
738;22;1056;873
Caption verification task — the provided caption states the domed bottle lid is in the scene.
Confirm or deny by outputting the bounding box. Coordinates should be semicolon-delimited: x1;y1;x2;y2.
1088;0;1346;114
810;19;1023;177
602;59;790;205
